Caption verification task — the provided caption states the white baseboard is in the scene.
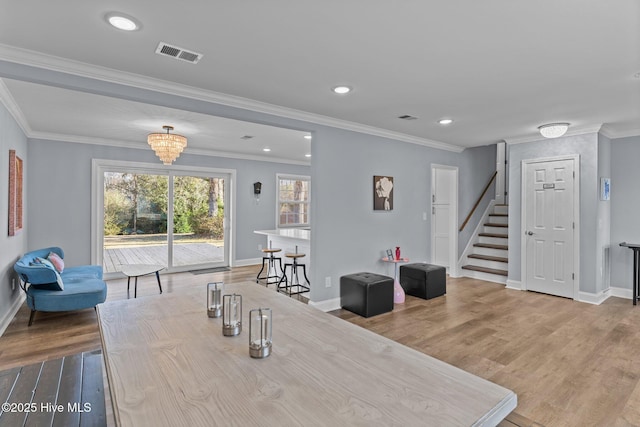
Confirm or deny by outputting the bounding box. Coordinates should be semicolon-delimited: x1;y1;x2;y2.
233;258;261;267
578;289;610;305
308;297;341;312
505;279;522;290
0;292;25;338
609;286;633;300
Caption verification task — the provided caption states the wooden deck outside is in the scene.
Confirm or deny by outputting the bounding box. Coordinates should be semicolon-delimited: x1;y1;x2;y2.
103;243;224;273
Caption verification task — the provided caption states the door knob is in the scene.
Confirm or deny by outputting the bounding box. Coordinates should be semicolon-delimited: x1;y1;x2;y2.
526;231;534;236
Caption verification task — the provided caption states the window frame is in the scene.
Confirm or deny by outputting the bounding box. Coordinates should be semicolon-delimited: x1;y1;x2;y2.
276;174;310;228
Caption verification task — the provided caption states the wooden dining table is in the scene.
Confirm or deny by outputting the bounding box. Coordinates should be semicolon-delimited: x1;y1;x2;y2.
97;282;516;426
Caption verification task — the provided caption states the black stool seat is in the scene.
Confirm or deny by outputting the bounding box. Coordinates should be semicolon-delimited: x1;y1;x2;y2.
340;272;393;318
277;252;310;296
399;263;446;299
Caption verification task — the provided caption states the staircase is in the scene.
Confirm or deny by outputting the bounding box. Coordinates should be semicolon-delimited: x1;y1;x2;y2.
461;204;508;284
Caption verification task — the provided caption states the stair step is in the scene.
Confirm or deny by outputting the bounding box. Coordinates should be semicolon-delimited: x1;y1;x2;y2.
493;205;509;215
479;232;508;238
474;243;508;250
462;265;508;276
484;222;508;227
468;254;508;263
489;213;508;217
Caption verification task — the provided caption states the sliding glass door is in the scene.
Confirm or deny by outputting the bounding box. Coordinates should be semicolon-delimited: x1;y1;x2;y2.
103;173;169;272
95;161;231;276
172;176;226;268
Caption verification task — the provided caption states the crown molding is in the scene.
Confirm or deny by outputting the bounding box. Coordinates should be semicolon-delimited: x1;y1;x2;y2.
0;78;32;136
504;125;603;145
27;130;310;166
0;44;463;153
599;125;640;140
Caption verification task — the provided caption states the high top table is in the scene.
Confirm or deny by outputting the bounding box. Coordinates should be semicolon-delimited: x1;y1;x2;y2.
98;282;516;426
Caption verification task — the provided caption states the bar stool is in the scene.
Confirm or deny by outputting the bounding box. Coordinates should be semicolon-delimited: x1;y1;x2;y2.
256;247;283;286
277;250;310;296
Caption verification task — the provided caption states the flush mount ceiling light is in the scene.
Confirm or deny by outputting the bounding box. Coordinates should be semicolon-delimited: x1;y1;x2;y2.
147;125;187;165
105;12;141;31
332;86;352;94
538;123;570;138
438;118;453;125
305;154;312;158
263;148;271;152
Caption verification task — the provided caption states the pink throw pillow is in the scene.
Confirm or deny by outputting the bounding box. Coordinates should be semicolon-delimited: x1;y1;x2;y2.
47;252;65;273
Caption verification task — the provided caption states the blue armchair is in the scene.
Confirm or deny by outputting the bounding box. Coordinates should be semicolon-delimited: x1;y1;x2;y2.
13;247;107;326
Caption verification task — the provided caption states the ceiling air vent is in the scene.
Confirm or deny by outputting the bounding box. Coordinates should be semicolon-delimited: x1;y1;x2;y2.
155;42;203;64
398;115;418;120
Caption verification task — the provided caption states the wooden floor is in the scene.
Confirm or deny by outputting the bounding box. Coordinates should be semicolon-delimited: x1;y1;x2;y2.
2;267;640;426
0;350;106;426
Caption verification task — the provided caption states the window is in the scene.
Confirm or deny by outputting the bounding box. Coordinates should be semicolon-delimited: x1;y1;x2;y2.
277;174;310;228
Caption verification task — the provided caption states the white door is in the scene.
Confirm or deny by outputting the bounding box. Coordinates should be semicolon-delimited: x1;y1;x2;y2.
523;158;575;298
432;166;457;270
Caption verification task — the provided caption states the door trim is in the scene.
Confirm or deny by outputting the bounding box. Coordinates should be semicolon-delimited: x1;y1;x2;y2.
520;154;580;298
431;164;459;277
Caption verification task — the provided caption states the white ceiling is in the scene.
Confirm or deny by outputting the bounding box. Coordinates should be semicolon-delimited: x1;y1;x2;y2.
1;79;312;163
0;0;638;158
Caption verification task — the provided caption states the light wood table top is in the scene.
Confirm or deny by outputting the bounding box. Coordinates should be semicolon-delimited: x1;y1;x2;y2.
98;282;516;426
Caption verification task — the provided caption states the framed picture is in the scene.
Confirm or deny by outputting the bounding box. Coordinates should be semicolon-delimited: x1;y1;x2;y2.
8;149;24;236
374;175;394;211
386;249;394;260
600;177;610;201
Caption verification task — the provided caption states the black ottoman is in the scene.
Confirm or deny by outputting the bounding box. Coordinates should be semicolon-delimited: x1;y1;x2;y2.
340;272;394;318
399;263;446;299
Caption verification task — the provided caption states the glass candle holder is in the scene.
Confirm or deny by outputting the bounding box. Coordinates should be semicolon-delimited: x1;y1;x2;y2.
249;308;272;358
222;294;242;336
207;282;223;318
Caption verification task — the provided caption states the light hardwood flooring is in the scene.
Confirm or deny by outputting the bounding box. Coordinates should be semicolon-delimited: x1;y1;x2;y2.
1;267;638;426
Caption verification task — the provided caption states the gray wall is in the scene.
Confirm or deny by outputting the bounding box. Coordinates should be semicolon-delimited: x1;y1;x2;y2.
311;128;496;302
596;133;611;293
0;102;28;328
0;61;496;307
27;132;494;305
27;139;310;267
507;133;600;294
610;135;640;290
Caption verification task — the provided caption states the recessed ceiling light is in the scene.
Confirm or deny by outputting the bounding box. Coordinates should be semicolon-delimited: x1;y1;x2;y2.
634;72;640;79
263;148;271;152
438;119;453;125
304;135;312;140
105;13;141;31
305;154;312;158
332;86;352;95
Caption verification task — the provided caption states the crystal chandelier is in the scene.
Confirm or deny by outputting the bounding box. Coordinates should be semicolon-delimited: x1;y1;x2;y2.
147;125;187;165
